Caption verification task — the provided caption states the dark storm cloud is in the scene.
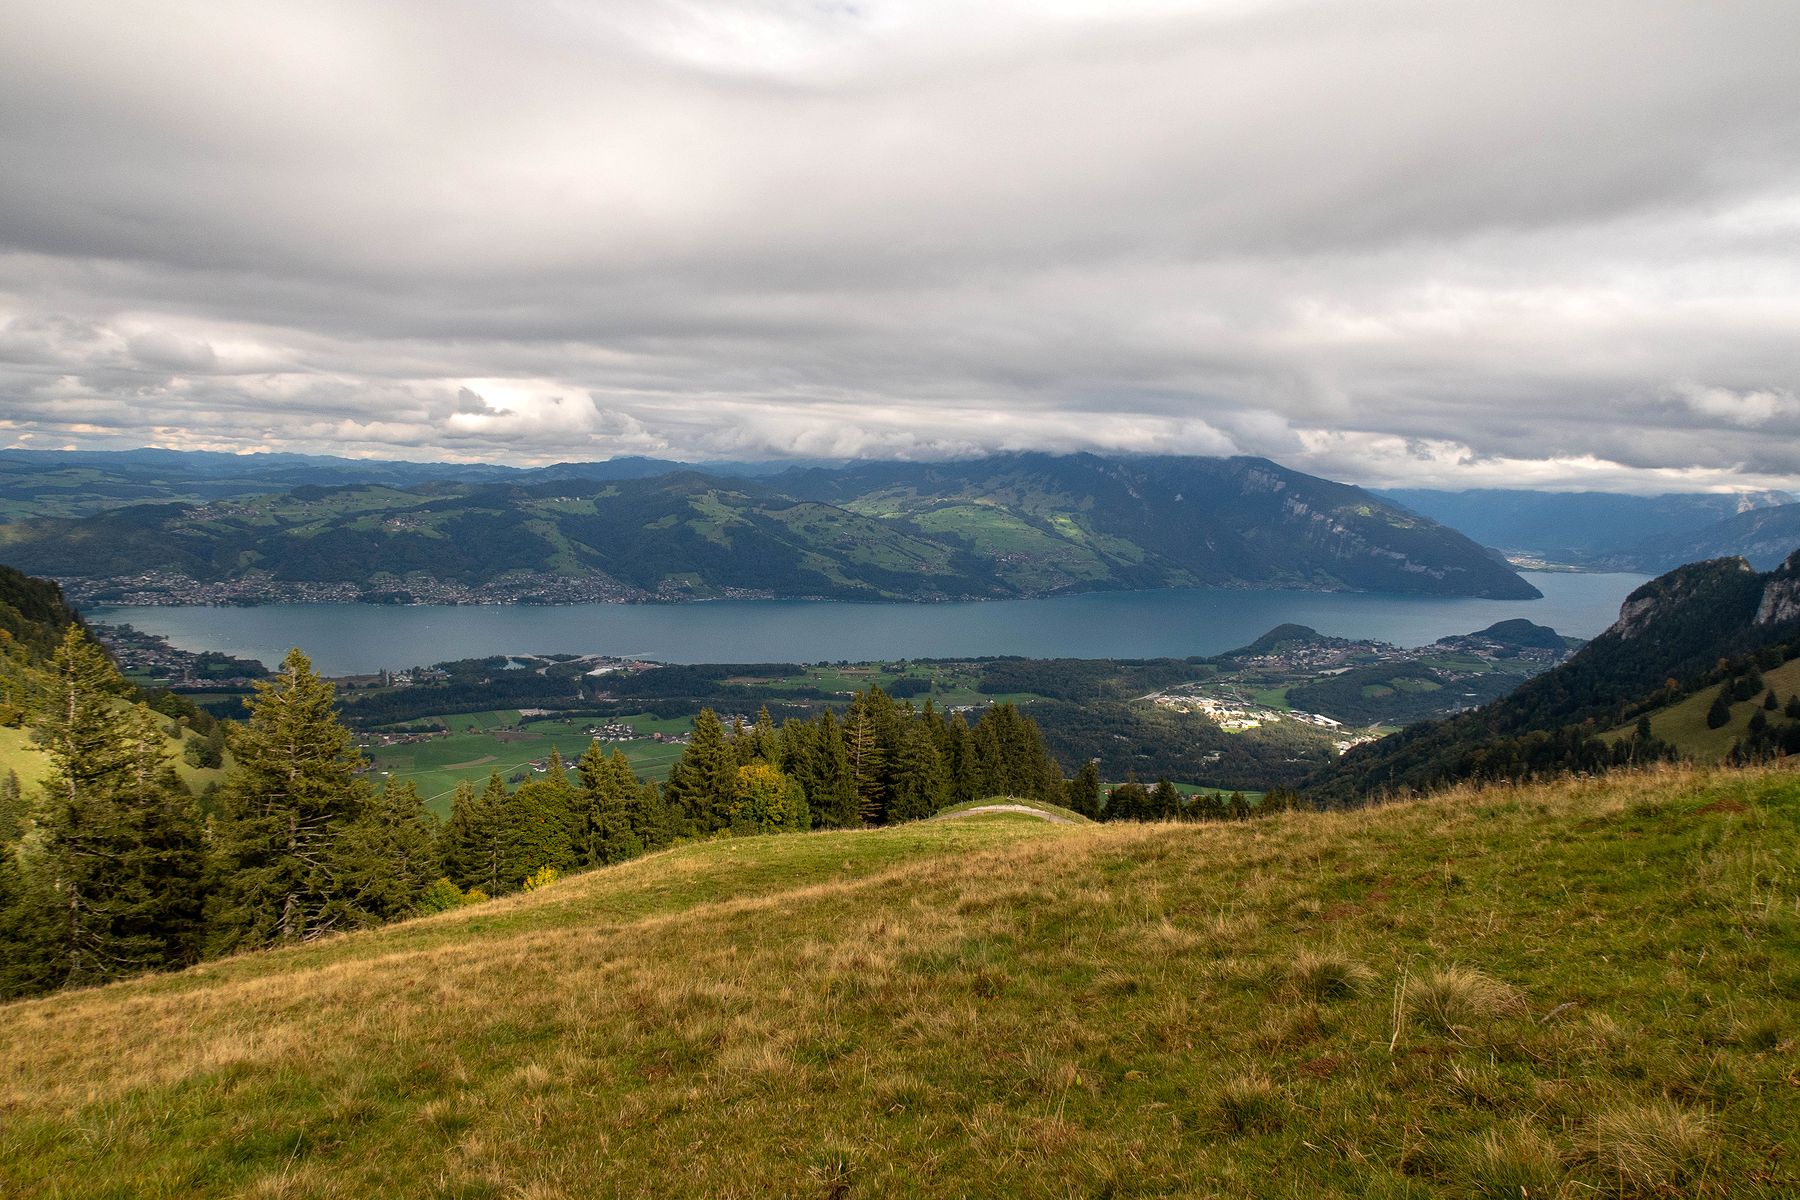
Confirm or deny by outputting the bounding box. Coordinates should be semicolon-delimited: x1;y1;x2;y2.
1;0;1797;490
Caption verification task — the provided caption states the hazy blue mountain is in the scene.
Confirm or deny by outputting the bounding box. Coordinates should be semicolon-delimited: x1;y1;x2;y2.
1592;502;1800;573
0;449;815;521
1379;487;1793;562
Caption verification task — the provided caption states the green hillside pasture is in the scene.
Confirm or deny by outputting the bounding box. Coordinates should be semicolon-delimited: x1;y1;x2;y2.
1604;657;1800;761
746;661;1035;709
0;724;50;790
367;715;689;813
5;764;1796;1197
0;715;227;797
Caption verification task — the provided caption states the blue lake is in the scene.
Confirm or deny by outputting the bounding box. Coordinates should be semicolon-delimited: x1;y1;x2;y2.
86;571;1648;677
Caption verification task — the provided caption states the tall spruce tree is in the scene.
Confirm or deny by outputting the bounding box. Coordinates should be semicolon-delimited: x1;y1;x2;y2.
206;648;372;953
887;720;949;823
449;772;510;895
1067;760;1101;819
31;628;205;985
499;775;578;889
336;780;440;923
577;741;642;865
667;709;735;833
945;712;979;804
438;778;481;889
629;778;677;850
801;710;858;828
0;768;23;846
0;850;62;998
844;694;888;825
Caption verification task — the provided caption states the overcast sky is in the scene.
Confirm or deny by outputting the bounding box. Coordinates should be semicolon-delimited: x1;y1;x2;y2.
2;1;1798;492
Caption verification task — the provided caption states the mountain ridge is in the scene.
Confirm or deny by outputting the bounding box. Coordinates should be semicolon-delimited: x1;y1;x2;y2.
0;452;1540;604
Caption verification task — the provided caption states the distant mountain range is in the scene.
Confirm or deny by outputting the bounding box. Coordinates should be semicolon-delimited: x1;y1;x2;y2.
0;450;1539;603
1382;487;1798;570
1583;502;1800;574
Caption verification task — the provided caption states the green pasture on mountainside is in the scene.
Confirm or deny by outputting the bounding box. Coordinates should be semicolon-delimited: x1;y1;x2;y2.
1604;658;1800;763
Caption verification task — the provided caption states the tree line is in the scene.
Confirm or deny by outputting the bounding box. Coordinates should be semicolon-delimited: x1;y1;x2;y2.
0;640;1074;1001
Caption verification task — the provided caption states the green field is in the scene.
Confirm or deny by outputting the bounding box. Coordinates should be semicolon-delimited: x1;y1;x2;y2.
0;713;228;797
1604;657;1800;760
0;725;50;790
742;661;1037;708
3;764;1796;1196
365;711;695;811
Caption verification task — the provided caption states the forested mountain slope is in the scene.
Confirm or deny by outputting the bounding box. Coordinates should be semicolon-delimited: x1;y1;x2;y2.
0;453;1539;602
1381;487;1792;562
1592;502;1800;573
1308;551;1800;802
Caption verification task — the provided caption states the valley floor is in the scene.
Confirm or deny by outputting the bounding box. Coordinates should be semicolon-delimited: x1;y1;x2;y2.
3;767;1797;1197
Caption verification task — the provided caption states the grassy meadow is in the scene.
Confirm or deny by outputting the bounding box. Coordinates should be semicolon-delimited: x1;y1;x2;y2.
364;711;695;812
1604;658;1800;761
3;765;1798;1197
0;712;229;797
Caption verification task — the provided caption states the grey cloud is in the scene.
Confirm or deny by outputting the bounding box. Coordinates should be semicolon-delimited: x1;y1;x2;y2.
0;1;1798;493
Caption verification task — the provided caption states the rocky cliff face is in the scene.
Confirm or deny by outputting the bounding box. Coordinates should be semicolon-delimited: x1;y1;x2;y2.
1612;557;1756;641
1755;548;1800;627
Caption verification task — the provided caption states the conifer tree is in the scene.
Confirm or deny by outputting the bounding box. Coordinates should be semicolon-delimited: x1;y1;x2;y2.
438;778;481;889
206;648;372;953
458;772;510;895
1706;691;1733;729
845;693;888;825
1107;781;1148;821
805;710;858;828
0;768;23;846
887;720;949;823
945;711;979;804
337;780;440;923
0;850;62;998
499;775;578;889
1150;779;1181;821
750;705;781;764
667;709;735;833
577;741;642;865
1067;760;1101;819
629;778;677;849
32;628;205;984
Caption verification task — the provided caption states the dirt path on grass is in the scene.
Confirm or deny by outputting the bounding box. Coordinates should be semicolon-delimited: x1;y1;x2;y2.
933;804;1076;825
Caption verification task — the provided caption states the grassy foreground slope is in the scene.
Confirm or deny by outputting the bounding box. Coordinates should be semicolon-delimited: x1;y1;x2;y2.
4;769;1799;1198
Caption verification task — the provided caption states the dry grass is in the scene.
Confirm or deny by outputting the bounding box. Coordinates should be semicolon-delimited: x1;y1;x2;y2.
1459;1118;1565;1198
1592;1101;1718;1196
0;766;1796;1198
1403;966;1527;1040
1287;949;1377;1001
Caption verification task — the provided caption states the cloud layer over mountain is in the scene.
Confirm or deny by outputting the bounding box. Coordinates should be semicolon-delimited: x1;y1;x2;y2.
2;1;1797;490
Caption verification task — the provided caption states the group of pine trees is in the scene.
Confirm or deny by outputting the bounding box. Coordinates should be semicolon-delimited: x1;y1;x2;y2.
0;645;1080;1000
659;687;1066;834
1089;774;1303;822
0;632;680;999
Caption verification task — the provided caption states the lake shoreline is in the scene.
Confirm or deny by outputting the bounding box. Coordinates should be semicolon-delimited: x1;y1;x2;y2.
85;571;1648;678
